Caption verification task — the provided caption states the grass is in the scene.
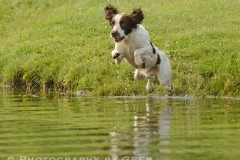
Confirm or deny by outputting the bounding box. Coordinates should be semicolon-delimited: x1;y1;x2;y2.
0;0;239;97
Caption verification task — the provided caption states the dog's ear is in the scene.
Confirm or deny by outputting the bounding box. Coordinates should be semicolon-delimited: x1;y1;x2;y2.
130;8;144;24
104;4;118;21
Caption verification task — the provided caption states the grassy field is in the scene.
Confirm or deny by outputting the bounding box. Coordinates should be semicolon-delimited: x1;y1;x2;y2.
0;0;240;96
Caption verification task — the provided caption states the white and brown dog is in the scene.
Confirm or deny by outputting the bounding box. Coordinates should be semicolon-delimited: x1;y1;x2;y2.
104;5;172;93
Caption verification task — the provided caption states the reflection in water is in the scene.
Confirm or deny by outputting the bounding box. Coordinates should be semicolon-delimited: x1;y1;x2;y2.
158;101;171;154
110;97;172;159
2;90;240;160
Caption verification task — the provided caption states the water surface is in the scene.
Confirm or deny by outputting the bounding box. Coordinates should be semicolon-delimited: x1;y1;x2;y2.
1;90;240;160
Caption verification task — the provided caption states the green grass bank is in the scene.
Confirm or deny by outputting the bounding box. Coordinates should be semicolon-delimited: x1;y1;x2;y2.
0;0;240;96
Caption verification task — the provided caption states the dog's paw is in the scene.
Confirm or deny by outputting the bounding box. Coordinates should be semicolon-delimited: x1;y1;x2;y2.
165;84;173;92
112;52;121;59
146;86;154;93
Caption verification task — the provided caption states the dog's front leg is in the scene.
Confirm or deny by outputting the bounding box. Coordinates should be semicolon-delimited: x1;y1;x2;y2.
134;49;146;68
111;50;124;65
134;48;155;68
134;69;146;80
146;76;154;93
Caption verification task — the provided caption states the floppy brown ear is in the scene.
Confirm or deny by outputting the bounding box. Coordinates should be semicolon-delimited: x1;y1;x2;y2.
130;8;144;24
104;4;118;21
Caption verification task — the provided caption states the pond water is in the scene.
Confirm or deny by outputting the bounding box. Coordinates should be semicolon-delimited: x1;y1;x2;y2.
1;89;240;160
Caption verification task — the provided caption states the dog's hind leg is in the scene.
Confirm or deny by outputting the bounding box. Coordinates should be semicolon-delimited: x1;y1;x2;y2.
156;54;172;91
156;72;172;91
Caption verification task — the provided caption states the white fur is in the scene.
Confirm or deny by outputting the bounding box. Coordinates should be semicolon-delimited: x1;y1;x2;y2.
110;15;172;92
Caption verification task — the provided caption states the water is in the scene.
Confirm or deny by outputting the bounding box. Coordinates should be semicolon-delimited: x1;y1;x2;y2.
1;90;240;160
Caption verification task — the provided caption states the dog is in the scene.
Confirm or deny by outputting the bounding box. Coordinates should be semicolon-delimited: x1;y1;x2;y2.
104;5;172;93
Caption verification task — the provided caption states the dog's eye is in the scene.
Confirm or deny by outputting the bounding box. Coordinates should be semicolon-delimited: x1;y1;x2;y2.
120;21;127;28
110;21;115;27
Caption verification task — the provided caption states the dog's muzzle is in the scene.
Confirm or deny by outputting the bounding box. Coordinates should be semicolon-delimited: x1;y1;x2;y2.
111;31;124;43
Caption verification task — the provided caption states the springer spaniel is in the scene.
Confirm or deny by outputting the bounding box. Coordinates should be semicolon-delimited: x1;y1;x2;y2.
104;5;172;93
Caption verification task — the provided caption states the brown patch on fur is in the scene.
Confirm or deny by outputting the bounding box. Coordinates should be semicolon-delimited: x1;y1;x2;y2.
119;9;144;35
119;14;135;35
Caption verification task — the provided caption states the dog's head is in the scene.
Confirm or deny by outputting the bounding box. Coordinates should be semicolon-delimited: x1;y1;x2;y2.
104;5;144;43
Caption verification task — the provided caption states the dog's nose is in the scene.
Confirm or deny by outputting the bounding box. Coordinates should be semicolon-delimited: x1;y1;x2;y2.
111;31;118;37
